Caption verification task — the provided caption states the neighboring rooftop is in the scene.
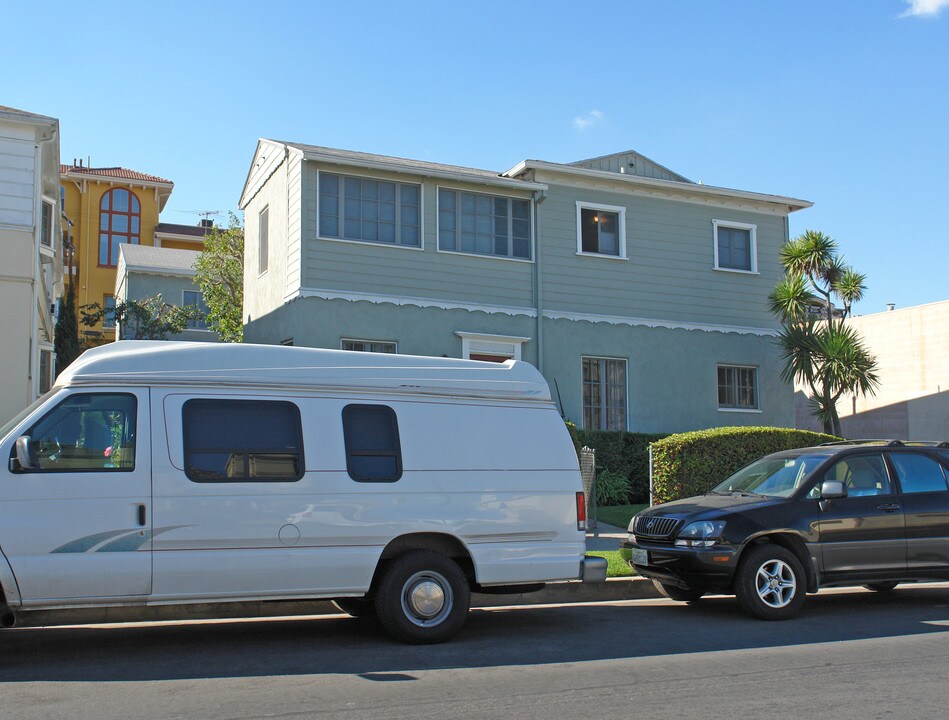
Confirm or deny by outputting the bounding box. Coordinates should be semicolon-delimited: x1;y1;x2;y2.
155;222;215;238
61;163;173;186
118;244;200;275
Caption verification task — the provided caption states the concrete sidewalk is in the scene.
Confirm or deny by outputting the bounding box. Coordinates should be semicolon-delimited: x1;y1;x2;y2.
585;521;628;552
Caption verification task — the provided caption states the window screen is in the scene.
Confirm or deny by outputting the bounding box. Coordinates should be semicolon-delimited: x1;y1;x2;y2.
183;399;303;482
342;404;402;482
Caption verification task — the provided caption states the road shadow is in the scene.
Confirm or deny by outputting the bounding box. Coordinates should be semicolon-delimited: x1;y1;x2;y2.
1;586;948;682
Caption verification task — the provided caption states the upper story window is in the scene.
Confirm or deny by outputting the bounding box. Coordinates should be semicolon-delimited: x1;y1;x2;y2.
437;189;531;260
99;188;141;267
40;200;53;248
718;365;759;411
576;201;626;258
319;172;421;248
183;290;209;330
713;220;757;273
258;206;269;274
342;339;396;353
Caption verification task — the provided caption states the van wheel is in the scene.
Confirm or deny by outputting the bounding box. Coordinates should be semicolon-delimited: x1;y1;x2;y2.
652;580;705;602
332;598;376;619
374;550;470;644
864;581;899;592
735;544;805;620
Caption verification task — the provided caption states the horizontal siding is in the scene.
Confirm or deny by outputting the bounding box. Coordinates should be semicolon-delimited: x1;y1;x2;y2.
538;182;785;328
574;152;684;182
301;163;535;309
0;137;35;227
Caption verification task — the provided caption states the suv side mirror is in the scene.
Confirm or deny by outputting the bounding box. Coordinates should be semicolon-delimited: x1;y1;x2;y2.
14;435;37;471
820;479;847;499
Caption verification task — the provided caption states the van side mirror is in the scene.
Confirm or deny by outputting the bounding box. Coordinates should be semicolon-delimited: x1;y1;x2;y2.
14;435;37;471
820;480;847;499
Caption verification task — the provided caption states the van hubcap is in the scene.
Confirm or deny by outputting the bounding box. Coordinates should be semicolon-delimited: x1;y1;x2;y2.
755;559;796;608
402;571;452;626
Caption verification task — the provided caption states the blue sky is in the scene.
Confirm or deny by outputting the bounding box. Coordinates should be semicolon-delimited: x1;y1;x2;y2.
5;0;947;316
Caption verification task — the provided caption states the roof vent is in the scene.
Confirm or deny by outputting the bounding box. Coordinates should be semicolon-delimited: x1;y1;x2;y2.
886;303;896;312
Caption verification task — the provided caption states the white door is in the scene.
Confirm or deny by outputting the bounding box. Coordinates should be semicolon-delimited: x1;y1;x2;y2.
0;389;152;603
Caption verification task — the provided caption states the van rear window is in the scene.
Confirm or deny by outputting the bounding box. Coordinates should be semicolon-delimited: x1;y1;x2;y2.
183;400;304;482
342;404;402;482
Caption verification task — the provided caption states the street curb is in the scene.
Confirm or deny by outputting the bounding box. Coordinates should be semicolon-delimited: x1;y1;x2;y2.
472;577;660;608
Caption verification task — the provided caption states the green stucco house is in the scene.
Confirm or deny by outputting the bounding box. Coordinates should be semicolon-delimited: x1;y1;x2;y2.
239;141;811;434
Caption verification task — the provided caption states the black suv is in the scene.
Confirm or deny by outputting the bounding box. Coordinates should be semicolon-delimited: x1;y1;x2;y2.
621;441;949;620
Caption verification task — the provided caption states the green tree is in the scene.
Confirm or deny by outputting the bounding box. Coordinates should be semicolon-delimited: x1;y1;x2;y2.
769;230;879;436
80;295;200;341
193;213;244;342
53;279;81;377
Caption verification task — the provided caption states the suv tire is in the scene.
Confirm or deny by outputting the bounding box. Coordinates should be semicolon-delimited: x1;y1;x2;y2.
735;544;806;620
652;580;705;602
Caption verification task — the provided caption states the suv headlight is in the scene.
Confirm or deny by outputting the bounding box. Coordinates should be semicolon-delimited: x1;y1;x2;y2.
675;520;726;548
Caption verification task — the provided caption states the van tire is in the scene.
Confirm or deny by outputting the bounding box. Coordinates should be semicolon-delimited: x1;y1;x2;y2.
332;598;376;619
735;544;806;620
374;550;470;644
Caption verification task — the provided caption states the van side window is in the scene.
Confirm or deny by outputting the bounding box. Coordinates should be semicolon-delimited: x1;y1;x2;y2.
183;400;304;482
16;393;136;472
342;404;402;482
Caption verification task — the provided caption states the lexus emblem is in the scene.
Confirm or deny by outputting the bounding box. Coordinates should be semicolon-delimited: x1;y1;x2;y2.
646;519;655;530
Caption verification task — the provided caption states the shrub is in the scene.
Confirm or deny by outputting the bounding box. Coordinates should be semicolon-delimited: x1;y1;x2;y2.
595;470;631;506
651;426;838;504
574;429;668;503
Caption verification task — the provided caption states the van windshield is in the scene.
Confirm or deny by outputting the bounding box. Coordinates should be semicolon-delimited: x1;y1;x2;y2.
710;453;832;498
0;389;60;442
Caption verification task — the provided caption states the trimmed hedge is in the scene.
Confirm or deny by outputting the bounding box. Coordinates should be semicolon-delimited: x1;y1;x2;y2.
573;429;669;504
651;426;838;504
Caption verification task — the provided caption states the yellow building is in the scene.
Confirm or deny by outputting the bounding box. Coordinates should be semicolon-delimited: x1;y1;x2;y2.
60;163;206;343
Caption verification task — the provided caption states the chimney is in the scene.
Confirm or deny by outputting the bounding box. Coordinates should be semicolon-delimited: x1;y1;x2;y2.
886;303;896;312
200;218;214;229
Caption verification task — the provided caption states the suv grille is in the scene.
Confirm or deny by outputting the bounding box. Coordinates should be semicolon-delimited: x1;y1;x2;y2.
633;515;680;539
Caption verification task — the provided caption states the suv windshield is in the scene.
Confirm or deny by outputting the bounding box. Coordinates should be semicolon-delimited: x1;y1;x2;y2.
711;453;833;498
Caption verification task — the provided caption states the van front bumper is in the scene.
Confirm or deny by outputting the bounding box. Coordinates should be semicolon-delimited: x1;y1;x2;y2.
581;555;608;582
620;540;737;591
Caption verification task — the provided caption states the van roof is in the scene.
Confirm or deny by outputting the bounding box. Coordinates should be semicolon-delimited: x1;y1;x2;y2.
56;342;553;403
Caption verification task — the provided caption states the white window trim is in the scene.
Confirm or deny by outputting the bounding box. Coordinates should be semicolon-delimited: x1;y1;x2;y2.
436;185;535;263
341;338;399;353
717;363;761;412
36;341;55;397
39;197;56;257
455;331;529;361
581;355;629;431
316;169;425;252
575;201;628;260
712;219;758;274
182;289;212;333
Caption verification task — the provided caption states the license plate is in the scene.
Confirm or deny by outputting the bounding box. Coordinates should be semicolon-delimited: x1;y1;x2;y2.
631;548;649;566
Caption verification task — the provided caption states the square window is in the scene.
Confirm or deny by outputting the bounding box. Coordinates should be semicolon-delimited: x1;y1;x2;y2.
577;203;625;257
713;221;757;272
437;188;532;260
717;365;759;410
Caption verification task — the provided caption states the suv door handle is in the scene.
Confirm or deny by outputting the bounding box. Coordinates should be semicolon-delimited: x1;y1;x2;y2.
877;503;901;513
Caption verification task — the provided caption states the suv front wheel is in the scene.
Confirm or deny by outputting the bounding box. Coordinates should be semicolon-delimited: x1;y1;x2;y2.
735;544;806;620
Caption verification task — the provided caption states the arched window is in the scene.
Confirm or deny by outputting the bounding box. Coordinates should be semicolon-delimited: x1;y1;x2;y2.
99;188;141;267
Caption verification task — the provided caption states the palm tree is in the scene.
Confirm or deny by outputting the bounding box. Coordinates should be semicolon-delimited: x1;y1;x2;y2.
769;230;879;436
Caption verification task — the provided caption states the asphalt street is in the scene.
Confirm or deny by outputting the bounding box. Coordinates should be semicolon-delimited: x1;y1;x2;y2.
2;585;948;720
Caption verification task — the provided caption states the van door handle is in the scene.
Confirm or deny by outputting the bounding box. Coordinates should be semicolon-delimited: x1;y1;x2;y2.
137;504;147;526
877;503;900;513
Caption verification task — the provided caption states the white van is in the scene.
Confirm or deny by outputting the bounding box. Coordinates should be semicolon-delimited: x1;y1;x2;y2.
0;341;604;643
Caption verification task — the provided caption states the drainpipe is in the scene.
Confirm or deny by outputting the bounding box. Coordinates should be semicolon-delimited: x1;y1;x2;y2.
532;189;547;373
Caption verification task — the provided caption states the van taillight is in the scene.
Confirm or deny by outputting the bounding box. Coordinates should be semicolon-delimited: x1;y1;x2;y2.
576;491;587;531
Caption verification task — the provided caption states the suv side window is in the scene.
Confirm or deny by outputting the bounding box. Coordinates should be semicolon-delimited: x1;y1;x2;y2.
890;453;949;494
824;454;892;497
17;393;137;472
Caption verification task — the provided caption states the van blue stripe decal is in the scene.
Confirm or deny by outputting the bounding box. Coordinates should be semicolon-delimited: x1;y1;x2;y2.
51;526;187;554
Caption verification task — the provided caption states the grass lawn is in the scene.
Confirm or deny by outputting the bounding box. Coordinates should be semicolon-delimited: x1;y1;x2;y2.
586;550;635;578
594;503;648;530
